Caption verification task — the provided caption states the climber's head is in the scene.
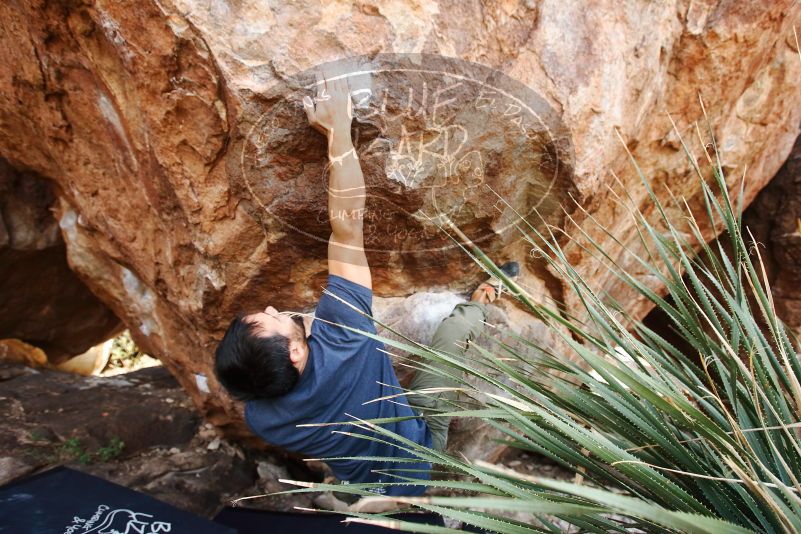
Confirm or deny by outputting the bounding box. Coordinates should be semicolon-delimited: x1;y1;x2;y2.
214;306;309;401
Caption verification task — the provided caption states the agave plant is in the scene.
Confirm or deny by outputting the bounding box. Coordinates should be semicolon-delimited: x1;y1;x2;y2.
270;113;801;534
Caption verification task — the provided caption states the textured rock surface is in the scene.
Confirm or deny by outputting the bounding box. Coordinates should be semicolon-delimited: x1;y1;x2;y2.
0;159;120;363
1;0;800;457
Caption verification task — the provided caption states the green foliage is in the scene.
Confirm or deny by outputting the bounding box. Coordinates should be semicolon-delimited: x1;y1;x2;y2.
275;119;801;532
96;436;126;462
61;437;93;465
27;429;49;442
105;330;147;373
58;436;125;465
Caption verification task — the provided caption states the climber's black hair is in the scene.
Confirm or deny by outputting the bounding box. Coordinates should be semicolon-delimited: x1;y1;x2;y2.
214;314;299;401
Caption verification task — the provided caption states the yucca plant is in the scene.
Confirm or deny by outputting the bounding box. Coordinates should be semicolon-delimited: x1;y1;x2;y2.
270;113;801;534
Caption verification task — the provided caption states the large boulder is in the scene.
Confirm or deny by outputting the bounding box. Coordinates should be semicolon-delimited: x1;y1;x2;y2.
0;0;799;453
0;159;120;363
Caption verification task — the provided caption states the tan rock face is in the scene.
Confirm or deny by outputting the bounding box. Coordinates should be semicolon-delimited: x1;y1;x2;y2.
1;0;800;448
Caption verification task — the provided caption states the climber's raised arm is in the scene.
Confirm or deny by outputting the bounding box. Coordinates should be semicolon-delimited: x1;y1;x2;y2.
303;71;371;290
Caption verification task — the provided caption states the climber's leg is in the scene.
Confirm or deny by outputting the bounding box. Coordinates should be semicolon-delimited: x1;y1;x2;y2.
406;261;519;451
406;301;487;451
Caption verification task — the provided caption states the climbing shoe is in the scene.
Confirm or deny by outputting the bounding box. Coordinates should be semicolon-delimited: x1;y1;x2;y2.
474;261;520;303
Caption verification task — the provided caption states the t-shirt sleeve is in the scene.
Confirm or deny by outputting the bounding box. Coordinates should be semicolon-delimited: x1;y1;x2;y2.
314;274;376;336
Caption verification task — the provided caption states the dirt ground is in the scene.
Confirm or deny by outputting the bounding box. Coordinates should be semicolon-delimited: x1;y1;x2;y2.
0;360;572;523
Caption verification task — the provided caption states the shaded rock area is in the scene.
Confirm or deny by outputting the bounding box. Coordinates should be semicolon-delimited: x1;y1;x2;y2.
0;363;269;516
1;0;800;458
742;128;801;333
0;159;120;364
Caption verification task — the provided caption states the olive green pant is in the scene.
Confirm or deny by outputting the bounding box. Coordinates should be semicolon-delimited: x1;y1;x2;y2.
406;301;487;451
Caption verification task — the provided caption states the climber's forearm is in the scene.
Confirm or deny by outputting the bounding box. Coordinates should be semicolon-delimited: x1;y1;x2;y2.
326;126;370;287
327;127;365;245
303;71;370;287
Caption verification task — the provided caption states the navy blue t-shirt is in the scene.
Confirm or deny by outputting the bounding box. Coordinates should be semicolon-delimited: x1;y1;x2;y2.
245;274;433;496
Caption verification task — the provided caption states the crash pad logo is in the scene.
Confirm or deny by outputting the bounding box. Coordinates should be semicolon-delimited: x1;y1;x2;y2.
63;504;171;534
240;53;573;253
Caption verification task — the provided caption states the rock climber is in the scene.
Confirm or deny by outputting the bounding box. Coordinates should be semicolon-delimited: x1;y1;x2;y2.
213;70;518;512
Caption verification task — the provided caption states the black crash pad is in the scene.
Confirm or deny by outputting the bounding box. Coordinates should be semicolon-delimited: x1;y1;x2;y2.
213;506;446;533
0;466;235;534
